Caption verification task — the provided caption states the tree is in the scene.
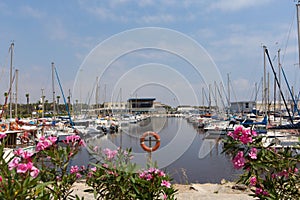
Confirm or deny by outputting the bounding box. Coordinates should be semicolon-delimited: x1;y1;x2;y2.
25;93;29;115
56;96;60;114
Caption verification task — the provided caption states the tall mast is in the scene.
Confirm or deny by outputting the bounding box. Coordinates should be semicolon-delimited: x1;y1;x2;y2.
52;62;56;116
15;69;18;117
95;77;99;115
227;73;230;107
9;42;14;120
296;1;300;68
278;49;282;124
263;45;267;115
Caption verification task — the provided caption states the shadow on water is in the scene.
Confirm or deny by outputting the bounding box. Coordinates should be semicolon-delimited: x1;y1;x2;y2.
72;117;241;184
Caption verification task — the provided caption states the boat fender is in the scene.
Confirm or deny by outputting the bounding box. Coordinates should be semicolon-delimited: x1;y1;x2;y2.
140;131;161;152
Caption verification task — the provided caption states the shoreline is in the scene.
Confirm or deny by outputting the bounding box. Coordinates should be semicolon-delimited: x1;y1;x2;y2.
71;179;256;200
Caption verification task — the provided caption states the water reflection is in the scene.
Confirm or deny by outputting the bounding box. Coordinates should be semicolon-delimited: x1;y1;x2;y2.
78;117;240;184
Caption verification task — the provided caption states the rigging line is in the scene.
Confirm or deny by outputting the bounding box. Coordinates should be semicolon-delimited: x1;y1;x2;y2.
54;66;74;126
229;80;241;113
84;78;98;118
281;7;296;65
265;48;294;124
219;82;230;106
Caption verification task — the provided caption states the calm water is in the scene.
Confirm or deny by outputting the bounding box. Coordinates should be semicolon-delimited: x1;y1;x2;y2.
72;117;241;184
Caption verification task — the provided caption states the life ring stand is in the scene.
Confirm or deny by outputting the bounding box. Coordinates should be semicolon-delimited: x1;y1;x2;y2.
140;131;161;152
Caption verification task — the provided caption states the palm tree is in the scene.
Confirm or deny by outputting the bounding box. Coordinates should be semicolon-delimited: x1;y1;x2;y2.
25;93;29;115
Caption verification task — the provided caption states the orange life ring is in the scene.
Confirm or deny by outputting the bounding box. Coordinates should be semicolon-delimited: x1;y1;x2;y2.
140;131;161;152
0;124;8;132
10;122;20;131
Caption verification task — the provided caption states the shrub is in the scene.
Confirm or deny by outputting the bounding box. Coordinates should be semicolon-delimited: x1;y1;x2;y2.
223;125;300;200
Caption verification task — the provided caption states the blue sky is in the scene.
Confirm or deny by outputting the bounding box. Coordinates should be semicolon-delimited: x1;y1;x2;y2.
0;0;299;107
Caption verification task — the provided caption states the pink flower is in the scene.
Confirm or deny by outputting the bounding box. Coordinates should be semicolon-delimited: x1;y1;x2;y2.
14;148;24;156
79;139;85;146
36;139;53;152
255;187;263;195
227;131;234;138
249;176;257;186
17;163;30;174
76;173;82;179
102;163;109;168
278;169;289;178
21;151;34;160
48;136;57;144
232;151;245;169
239;134;252;144
30;166;40;178
145;174;153;181
66;135;81;143
93;146;98;152
8;157;21;170
91;167;97;172
139;172;146;179
0;133;7;139
0;176;2;182
161;180;171;188
251;130;257;137
103;148;117;160
163;194;167;200
158;170;166;177
70;165;79;174
249;148;257;159
294;168;298;173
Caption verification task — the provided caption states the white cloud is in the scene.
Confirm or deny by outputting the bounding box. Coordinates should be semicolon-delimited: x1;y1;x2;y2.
46;18;68;40
20;5;44;19
208;0;271;12
138;14;175;24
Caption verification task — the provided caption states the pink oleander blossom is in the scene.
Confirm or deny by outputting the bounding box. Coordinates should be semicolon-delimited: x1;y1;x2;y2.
255;187;263;195
48;136;57;144
161;180;171;188
249;176;257;186
35;139;53;152
93;146;98;152
70;165;79;174
21;151;34;160
65;135;81;143
91;167;97;172
256;188;269;196
229;126;257;144
76;173;82;179
103;148;117;160
278;169;289;178
8;157;21;170
17;163;30;174
30;166;40;178
0;133;7;139
232;151;245;169
227;131;234;138
14;148;24;156
249;148;258;159
163;194;167;200
0;176;2;182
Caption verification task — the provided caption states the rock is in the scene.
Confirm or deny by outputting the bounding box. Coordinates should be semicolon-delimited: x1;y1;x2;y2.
232;184;248;191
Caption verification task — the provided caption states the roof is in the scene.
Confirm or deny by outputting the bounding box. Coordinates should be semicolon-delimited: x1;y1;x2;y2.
127;98;156;101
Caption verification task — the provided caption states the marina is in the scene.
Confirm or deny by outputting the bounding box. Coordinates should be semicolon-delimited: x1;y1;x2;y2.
74;116;242;184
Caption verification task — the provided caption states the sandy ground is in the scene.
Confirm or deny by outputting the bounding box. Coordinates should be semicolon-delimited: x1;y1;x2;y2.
71;180;256;200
